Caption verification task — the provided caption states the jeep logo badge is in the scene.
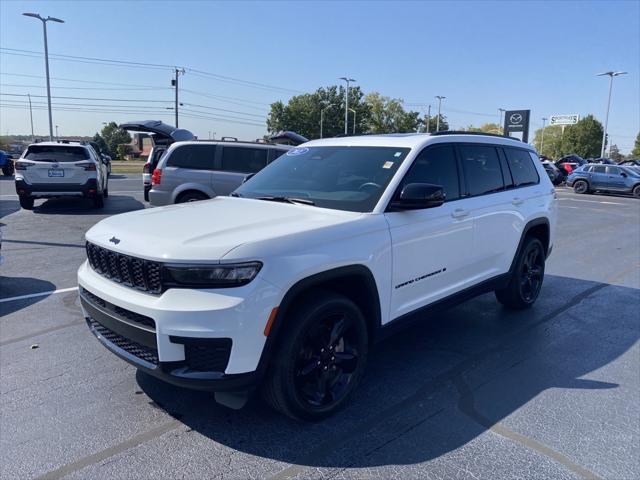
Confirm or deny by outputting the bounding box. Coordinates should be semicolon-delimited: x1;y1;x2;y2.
109;236;121;245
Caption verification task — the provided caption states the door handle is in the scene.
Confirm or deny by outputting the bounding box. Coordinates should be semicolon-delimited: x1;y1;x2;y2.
512;197;524;206
451;208;469;219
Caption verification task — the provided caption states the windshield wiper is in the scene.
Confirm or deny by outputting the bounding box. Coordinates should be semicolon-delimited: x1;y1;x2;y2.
230;192;243;197
256;196;315;206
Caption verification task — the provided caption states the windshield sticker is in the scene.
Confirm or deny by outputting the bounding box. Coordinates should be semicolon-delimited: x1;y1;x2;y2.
383;161;394;169
394;152;402;157
286;147;309;156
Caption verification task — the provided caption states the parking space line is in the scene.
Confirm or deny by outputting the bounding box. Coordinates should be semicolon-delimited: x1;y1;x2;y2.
557;198;625;205
0;286;78;304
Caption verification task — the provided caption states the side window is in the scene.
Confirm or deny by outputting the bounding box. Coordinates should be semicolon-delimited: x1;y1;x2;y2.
504;148;540;186
593;165;606;174
268;148;286;163
583;165;593;173
606;166;620;175
399;145;460;201
221;147;268;173
166;145;216;170
458;144;504;196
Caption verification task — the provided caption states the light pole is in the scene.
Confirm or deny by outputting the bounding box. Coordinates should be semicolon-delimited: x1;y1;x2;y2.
435;95;445;131
339;77;356;135
498;108;506;134
349;108;356;135
28;94;35;141
320;104;333;139
540;117;547;155
55;125;59;141
172;68;185;127
23;12;64;141
597;71;627;158
425;105;431;133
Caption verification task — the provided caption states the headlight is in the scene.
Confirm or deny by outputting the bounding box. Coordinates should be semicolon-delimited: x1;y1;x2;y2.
163;262;262;288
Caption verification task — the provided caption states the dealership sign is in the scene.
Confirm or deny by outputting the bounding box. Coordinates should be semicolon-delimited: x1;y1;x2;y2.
549;114;579;126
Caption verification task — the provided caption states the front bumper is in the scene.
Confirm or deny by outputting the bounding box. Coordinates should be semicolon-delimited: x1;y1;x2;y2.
16;178;99;198
78;261;281;391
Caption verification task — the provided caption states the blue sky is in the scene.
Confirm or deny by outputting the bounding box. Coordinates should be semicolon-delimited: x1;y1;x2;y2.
1;0;638;152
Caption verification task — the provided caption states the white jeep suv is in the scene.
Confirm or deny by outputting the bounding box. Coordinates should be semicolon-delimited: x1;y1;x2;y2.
78;132;556;420
15;141;109;210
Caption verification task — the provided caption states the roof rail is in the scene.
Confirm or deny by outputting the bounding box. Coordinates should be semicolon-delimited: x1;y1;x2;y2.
430;131;517;140
221;136;238;142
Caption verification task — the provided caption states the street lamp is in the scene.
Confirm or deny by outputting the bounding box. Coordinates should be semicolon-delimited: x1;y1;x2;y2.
498;108;506;134
23;12;64;141
349;108;356;135
435;95;446;132
540;117;547;155
597;71;627;158
320;104;333;139
339;77;356;135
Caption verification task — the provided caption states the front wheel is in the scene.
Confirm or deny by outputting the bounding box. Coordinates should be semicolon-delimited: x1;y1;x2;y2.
495;237;545;310
262;292;368;421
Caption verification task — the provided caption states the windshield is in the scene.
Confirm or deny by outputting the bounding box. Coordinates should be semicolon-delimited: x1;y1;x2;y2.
24;145;90;162
234;146;410;212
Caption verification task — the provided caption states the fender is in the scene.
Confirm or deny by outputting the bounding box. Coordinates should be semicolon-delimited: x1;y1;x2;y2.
507;217;551;276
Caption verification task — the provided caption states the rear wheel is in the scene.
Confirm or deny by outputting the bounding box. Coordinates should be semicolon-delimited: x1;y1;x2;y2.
176;191;208;203
633;185;640;198
93;192;104;208
19;195;34;210
573;180;589;194
495;237;545;310
262;292;368;421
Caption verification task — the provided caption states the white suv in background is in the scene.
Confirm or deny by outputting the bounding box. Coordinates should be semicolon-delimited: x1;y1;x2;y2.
15;142;109;210
78;132;556;420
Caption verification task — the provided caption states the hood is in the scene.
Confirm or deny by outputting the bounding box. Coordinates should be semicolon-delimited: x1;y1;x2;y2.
119;120;195;144
86;197;362;263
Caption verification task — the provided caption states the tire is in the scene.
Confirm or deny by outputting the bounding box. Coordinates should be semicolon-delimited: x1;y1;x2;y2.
93;192;104;208
176;191;208;203
2;161;14;176
495;237;545;310
573;180;589;194
262;292;369;421
103;187;109;198
144;188;150;202
19;195;34;210
633;185;640;198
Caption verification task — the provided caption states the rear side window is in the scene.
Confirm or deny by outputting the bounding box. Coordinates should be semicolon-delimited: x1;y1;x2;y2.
593;165;606;174
221;147;268;173
459;144;504;196
606;166;620;175
400;145;460;201
504;148;539;186
167;145;215;170
24;145;90;162
268;148;287;162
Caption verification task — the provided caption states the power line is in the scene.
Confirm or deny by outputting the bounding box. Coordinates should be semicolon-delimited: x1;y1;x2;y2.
1;92;172;103
1;72;168;88
1;83;168;91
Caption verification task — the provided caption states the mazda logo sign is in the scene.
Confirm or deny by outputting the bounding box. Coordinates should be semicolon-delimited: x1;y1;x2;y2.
509;113;523;124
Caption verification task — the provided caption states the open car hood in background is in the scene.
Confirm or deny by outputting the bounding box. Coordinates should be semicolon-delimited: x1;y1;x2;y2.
268;131;309;146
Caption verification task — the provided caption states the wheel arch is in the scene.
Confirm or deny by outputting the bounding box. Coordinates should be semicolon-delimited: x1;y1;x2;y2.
508;217;551;276
173;186;213;203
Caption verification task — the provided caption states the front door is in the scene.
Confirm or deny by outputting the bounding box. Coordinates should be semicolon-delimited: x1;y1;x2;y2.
385;144;474;321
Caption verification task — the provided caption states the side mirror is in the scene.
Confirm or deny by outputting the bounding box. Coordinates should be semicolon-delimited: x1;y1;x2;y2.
621;172;627;177
390;183;445;211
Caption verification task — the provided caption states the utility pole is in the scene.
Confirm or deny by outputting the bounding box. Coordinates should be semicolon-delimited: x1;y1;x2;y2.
597;71;627;158
349;108;356;135
435;96;445;132
498;108;506;134
339;77;356;135
28;94;35;141
172;68;185;127
55;125;59;141
540;117;547;155
425;105;431;133
23;13;64;141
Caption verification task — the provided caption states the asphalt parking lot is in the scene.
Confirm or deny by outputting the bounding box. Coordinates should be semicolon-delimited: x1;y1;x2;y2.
1;174;639;480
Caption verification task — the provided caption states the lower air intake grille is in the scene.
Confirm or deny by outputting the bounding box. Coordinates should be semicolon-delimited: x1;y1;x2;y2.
88;318;159;365
183;339;232;373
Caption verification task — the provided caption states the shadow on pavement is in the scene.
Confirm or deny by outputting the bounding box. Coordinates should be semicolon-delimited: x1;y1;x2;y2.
32;195;144;215
137;274;638;470
0;276;57;317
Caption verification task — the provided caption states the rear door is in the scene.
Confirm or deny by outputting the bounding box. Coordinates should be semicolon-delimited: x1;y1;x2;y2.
457;143;522;282
163;144;217;196
590;165;607;188
605;165;626;190
22;145;93;185
214;146;269;195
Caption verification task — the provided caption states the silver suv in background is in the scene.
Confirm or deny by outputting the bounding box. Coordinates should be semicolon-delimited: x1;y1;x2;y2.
149;140;290;205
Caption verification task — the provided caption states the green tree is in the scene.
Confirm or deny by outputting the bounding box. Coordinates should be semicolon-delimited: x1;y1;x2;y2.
92;133;108;156
632;132;640;157
364;92;420;134
532;125;564;158
609;144;623;162
423;114;449;133
100;122;131;158
561;115;604;158
266;85;369;139
466;123;502;134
